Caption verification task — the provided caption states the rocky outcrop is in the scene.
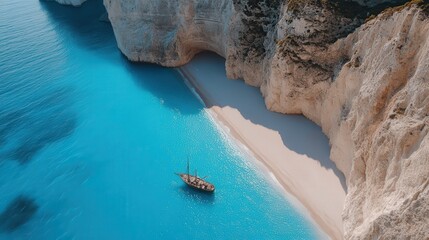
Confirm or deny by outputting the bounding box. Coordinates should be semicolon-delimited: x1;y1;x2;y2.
104;0;429;239
104;0;232;65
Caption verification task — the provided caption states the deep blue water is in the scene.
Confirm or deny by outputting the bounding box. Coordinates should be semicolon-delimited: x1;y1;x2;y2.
0;0;320;239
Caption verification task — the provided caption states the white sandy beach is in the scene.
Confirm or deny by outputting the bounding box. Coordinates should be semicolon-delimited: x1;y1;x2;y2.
179;53;346;240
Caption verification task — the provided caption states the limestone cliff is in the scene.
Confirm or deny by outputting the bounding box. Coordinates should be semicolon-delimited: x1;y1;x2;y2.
321;6;429;239
102;0;428;239
266;3;429;238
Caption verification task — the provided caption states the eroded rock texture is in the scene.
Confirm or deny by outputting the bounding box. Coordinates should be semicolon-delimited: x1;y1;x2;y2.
262;4;429;239
325;7;429;239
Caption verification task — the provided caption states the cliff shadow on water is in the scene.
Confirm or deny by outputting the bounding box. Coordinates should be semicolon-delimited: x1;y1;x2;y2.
40;0;203;115
40;0;117;59
125;59;204;115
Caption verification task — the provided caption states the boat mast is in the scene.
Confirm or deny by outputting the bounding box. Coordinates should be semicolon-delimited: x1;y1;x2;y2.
187;157;190;181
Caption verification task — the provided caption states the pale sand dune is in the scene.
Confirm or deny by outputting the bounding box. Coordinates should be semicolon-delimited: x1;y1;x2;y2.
178;52;346;240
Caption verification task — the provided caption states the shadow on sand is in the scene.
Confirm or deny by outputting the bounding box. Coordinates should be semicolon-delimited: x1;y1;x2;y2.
181;52;347;192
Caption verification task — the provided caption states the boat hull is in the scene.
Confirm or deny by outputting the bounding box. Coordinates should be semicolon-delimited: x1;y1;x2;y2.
177;174;215;192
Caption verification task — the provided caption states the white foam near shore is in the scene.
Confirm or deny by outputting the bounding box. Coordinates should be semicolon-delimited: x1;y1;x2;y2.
178;52;347;240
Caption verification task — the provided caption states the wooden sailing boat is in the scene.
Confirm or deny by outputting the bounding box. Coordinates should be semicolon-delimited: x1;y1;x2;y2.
176;158;215;192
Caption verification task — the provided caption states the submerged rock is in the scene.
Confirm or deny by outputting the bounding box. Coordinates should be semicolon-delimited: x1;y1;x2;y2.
51;0;86;7
99;12;110;23
0;196;38;232
0;86;77;164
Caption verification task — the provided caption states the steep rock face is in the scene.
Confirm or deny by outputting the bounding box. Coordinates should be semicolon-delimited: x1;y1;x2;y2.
104;0;286;86
103;0;429;239
248;2;429;239
104;0;232;65
324;8;429;239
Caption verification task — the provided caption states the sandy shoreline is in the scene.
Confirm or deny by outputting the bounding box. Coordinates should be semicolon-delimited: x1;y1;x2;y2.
177;53;346;239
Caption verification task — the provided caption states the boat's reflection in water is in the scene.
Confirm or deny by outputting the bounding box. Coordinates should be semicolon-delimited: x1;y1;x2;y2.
178;185;215;204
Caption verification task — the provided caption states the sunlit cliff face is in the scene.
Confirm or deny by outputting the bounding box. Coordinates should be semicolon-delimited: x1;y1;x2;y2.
103;0;232;65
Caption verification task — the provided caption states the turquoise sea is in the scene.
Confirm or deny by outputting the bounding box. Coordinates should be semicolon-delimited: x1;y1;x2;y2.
0;0;321;239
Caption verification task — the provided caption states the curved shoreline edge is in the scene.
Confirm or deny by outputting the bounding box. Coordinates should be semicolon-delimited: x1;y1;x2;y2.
177;53;347;240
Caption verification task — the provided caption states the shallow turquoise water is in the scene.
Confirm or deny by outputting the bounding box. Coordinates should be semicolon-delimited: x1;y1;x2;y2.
0;0;320;239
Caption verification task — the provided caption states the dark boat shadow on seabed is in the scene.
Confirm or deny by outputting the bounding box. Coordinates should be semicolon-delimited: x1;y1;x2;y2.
178;185;215;204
